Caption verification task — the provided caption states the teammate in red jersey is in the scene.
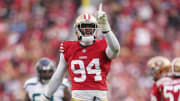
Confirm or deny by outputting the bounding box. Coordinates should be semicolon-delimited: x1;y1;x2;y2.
149;57;180;101
147;56;171;101
40;4;120;101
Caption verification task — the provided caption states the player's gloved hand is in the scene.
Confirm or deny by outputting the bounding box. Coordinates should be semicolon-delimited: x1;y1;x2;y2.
39;94;50;101
96;3;111;33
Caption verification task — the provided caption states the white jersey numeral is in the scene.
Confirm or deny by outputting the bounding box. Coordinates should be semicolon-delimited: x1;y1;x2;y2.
164;85;180;101
71;60;86;82
71;58;102;82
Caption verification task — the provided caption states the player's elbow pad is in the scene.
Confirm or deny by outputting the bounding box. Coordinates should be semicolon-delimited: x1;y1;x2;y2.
106;46;120;59
114;44;120;54
112;47;120;59
111;39;120;59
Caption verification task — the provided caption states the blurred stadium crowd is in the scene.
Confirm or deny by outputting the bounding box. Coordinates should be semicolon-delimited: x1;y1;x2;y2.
0;0;180;101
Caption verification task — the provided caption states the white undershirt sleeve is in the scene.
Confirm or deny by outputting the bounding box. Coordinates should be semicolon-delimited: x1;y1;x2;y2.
104;31;120;59
45;53;68;97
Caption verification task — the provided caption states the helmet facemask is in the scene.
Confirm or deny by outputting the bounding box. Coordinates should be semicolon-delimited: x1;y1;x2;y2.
74;13;98;46
36;58;55;84
152;65;170;81
76;23;97;46
37;68;54;84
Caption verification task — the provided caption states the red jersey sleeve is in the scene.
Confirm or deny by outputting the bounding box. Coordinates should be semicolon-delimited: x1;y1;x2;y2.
151;83;161;101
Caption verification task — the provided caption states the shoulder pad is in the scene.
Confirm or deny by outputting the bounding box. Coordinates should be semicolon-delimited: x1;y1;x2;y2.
24;77;38;90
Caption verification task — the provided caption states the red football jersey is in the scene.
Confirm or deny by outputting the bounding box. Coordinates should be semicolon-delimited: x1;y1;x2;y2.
151;77;180;101
61;39;111;90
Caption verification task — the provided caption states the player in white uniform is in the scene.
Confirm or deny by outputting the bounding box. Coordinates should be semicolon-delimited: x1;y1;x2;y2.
24;57;71;101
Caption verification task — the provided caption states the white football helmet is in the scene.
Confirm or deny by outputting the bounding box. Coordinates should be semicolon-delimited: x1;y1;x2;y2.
170;57;180;76
74;13;98;46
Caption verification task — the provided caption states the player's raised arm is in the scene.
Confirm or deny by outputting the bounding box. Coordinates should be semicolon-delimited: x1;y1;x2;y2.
96;3;120;59
40;53;68;101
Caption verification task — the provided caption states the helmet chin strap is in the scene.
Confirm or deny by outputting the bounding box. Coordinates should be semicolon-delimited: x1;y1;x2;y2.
80;36;95;46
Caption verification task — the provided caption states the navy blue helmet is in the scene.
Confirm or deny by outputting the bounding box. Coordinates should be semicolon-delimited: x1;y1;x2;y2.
36;57;55;84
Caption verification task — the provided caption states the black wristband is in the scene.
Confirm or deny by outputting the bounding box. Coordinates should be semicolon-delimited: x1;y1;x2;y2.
44;94;50;100
102;31;110;34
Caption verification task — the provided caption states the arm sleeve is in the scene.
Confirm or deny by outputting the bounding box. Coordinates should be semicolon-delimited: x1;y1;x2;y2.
104;31;120;59
45;53;68;97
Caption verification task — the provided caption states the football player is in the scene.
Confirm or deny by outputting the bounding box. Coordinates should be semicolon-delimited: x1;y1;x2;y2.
147;56;171;101
40;4;120;101
149;57;180;101
24;57;71;101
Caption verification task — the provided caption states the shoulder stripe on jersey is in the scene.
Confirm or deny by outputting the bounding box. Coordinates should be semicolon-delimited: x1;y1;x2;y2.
24;83;38;90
